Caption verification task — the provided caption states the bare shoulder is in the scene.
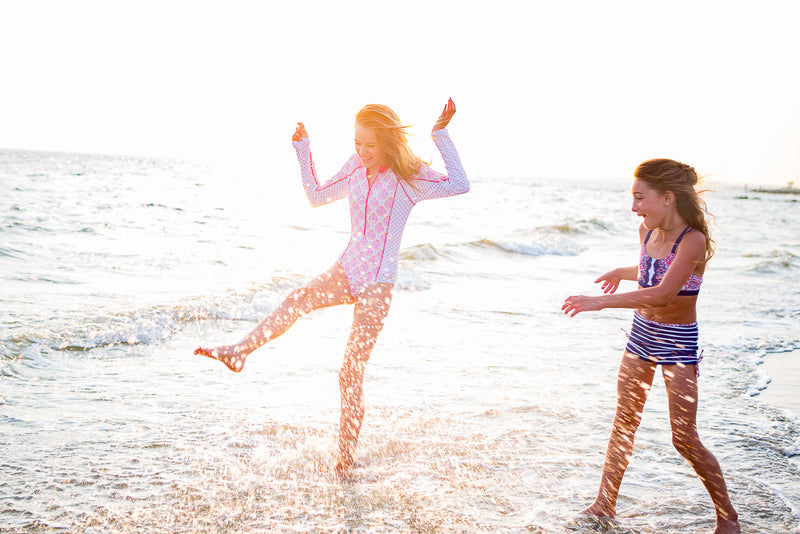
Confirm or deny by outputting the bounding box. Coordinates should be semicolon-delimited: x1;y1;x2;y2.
677;228;707;258
683;227;707;247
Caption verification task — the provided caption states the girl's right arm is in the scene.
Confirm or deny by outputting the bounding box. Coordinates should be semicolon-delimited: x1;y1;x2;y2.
291;122;357;207
563;230;705;316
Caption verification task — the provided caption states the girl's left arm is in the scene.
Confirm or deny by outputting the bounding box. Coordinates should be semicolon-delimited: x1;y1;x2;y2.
402;99;469;203
592;265;639;295
563;231;706;316
404;129;470;203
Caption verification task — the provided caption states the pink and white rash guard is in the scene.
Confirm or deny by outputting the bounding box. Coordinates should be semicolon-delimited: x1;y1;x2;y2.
292;129;469;297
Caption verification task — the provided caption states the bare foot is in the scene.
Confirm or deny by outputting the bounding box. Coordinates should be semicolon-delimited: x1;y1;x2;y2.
714;517;740;534
194;345;247;373
580;501;616;518
334;457;354;475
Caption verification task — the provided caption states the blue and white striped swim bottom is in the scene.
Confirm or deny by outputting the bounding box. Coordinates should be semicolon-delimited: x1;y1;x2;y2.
625;311;700;365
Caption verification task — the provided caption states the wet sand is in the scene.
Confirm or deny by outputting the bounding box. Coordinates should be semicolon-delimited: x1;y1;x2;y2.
760;349;800;416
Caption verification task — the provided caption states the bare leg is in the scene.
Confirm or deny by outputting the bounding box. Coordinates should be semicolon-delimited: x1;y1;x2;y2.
583;352;656;517
335;283;392;473
662;364;740;534
194;263;354;372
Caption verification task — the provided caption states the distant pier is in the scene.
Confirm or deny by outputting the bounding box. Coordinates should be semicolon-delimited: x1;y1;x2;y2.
745;182;799;195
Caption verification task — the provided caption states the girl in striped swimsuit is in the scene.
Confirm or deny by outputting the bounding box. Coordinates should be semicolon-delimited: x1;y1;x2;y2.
195;99;469;472
562;159;740;534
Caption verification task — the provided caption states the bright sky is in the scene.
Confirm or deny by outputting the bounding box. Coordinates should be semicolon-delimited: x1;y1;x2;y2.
2;0;799;185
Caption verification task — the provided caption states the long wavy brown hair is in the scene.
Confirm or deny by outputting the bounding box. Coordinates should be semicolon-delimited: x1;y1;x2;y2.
635;158;716;261
354;104;422;184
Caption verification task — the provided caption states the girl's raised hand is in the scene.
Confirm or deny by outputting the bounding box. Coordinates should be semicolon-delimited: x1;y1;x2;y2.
292;122;308;142
432;98;456;132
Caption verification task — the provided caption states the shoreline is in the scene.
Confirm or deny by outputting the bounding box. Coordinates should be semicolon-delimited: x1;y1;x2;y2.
759;349;800;417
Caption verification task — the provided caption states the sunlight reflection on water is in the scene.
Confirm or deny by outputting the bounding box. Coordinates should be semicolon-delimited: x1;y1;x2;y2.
1;150;799;532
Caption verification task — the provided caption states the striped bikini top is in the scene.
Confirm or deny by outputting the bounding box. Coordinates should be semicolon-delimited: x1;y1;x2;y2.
638;226;703;296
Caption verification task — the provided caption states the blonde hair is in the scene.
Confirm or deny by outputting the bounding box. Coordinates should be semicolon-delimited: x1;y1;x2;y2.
634;158;716;261
354;104;422;183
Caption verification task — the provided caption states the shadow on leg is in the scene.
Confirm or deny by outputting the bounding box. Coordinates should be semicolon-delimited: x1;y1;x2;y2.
336;283;392;472
194;263;354;372
584;352;656;517
662;364;739;533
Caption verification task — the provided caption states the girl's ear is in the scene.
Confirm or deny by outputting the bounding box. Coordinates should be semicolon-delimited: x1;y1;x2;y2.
663;190;675;206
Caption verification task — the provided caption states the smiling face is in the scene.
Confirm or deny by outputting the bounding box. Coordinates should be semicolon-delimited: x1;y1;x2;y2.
631;179;670;229
354;123;388;175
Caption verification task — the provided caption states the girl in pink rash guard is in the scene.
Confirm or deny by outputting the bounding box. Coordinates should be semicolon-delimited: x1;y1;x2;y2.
195;99;469;472
295;106;468;296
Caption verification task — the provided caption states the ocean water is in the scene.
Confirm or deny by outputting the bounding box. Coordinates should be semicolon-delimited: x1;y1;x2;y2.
1;147;798;533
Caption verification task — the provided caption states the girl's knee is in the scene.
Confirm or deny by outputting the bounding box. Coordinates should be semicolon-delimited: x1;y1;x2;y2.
672;437;693;458
671;428;702;458
611;418;640;442
613;403;645;430
338;368;354;392
339;358;366;386
289;285;311;303
286;287;319;316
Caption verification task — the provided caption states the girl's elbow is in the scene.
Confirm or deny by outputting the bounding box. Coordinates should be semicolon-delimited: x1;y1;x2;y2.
638;288;676;308
653;292;677;307
658;298;675;308
307;197;324;208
